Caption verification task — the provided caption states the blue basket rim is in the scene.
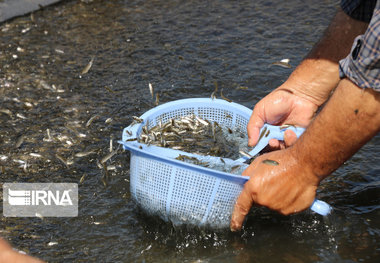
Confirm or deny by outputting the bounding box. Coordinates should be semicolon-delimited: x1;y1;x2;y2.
139;97;252;120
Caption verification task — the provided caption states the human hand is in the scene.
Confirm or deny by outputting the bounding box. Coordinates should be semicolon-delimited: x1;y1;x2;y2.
248;88;318;149
230;148;320;231
0;238;44;263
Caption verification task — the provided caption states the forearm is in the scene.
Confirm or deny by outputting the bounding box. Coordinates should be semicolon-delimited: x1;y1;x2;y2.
280;8;368;106
293;79;380;181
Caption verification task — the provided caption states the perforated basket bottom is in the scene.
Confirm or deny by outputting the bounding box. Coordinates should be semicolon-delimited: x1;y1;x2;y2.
130;153;243;228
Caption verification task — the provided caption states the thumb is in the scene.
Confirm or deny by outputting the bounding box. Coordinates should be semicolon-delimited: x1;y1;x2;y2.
247;108;265;147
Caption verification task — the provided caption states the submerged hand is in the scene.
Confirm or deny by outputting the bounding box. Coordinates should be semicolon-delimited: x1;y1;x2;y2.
230;148;320;231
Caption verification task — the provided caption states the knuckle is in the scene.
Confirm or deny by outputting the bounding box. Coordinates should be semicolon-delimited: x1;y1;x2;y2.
235;202;250;216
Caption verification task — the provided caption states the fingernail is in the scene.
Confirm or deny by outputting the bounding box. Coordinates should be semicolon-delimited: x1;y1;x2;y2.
230;222;240;232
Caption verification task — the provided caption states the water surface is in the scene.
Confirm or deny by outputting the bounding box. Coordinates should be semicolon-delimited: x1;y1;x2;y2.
0;0;379;262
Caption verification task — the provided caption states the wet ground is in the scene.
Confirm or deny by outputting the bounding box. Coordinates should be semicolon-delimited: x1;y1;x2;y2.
0;0;379;262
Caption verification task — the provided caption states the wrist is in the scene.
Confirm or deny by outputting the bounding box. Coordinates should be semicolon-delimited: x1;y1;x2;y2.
278;58;340;107
287;145;322;186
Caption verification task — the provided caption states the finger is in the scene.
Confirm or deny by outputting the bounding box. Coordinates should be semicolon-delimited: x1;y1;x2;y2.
247;105;265;147
284;129;297;147
268;139;281;151
230;181;255;231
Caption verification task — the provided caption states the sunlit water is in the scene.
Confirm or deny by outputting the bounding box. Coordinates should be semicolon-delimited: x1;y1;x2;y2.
0;0;379;262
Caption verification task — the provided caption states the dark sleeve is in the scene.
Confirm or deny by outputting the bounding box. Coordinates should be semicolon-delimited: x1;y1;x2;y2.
340;0;377;22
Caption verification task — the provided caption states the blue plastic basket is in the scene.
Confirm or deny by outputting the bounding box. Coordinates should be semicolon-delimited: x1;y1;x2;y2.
119;98;331;229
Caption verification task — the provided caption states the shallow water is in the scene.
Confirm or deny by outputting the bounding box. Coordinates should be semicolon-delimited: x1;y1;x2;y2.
0;0;379;262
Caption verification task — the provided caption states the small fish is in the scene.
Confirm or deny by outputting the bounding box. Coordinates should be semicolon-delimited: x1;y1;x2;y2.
15;135;26;148
107;165;116;171
96;159;103;169
56;154;71;168
22;161;28;173
239;150;252;158
104;86;115;93
47;241;58;246
265;130;270;137
101;174;108;187
230;165;242;174
75;151;96;158
0;109;13;118
262;159;279;166
149;83;154;99
132;116;143;123
13;159;25;164
109;138;113;152
44;128;52;142
279;124;296;130
155;93;160;106
211;122;216;142
100;149;118;164
21;27;31;34
38;80;56;92
81;57;94;75
211;81;218;99
235;86;249;90
195;116;209;126
24;102;33;108
29;153;42;158
220;89;232;103
270;59;291;69
35;213;44;220
79;174;87;184
257;126;267;144
55;49;64;54
16;113;27;119
86;115;100;127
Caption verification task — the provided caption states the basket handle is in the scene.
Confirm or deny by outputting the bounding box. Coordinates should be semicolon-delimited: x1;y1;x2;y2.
236;124;305;163
310;199;332;216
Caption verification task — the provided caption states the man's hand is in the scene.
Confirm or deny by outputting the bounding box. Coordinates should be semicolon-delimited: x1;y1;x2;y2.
247;88;318;149
230;148;319;231
232;78;380;232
